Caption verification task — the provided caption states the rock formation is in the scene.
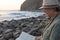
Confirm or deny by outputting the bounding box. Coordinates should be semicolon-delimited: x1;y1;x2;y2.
0;14;50;40
20;0;60;11
20;0;42;11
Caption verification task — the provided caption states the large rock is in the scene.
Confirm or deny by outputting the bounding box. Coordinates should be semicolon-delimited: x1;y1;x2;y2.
20;0;42;11
20;0;60;11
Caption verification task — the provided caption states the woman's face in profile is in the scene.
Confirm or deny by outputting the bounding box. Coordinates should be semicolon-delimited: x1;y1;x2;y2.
43;8;57;17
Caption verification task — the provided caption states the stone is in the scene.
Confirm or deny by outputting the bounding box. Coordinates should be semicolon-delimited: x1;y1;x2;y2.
0;14;50;40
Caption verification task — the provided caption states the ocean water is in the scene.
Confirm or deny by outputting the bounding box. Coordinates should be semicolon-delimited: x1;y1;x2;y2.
0;11;44;40
0;11;44;22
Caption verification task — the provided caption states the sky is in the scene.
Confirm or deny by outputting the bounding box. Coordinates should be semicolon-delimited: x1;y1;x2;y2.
0;0;25;10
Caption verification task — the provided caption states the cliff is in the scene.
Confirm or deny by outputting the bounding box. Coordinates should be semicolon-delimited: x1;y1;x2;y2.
20;0;60;11
20;0;42;11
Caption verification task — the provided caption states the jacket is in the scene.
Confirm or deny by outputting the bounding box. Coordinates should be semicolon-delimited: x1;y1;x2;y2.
43;14;60;40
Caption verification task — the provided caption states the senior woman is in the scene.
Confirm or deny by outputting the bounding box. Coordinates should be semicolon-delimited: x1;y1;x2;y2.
39;0;60;40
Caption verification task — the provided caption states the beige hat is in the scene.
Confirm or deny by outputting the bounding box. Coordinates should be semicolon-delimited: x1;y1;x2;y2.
39;0;59;9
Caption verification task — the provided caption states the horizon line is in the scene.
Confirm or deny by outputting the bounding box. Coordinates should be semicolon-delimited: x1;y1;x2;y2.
0;10;20;11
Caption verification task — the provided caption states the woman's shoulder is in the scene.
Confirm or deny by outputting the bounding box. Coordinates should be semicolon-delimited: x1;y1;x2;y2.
50;21;60;40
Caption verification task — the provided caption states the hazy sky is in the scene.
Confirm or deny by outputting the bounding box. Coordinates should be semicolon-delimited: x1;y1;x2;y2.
0;0;25;10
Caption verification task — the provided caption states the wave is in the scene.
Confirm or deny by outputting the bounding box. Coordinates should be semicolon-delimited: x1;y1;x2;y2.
0;11;45;21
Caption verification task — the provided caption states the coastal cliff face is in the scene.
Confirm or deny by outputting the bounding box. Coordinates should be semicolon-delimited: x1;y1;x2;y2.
20;0;42;11
20;0;60;11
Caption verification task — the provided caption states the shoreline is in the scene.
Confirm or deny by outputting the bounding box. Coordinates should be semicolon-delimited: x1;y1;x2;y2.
0;14;50;40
